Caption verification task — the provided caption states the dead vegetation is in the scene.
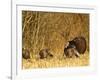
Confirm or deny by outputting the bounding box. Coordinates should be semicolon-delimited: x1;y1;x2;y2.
22;11;89;69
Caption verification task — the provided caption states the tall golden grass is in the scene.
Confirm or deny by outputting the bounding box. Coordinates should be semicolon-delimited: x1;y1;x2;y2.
22;11;89;69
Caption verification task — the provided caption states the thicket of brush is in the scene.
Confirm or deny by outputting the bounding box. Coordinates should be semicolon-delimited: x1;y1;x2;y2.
22;11;89;69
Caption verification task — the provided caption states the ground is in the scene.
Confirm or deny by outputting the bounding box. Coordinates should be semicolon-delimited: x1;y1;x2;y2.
22;50;89;69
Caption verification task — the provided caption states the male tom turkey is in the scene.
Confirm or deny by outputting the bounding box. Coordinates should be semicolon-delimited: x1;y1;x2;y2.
64;43;80;58
69;36;86;54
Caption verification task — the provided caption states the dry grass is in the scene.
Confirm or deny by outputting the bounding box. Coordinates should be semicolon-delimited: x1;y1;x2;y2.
22;51;89;69
22;11;89;69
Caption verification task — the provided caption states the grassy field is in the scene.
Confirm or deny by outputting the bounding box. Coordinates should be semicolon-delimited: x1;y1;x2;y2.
22;11;89;69
22;51;89;69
